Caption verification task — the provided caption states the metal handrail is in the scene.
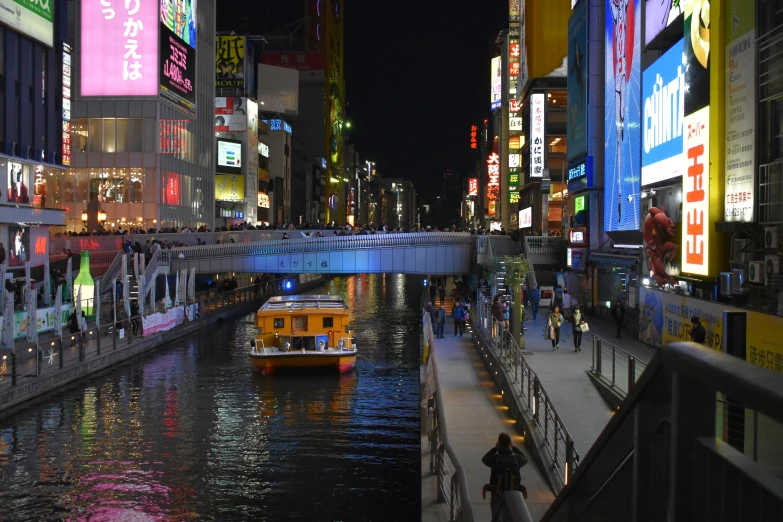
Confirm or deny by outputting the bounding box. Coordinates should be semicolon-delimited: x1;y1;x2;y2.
423;309;476;522
472;293;579;490
590;334;649;396
159;232;474;264
523;236;563;255
99;251;125;284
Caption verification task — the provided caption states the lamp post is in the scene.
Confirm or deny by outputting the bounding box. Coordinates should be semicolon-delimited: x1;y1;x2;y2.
97;209;107;226
81;210;88;229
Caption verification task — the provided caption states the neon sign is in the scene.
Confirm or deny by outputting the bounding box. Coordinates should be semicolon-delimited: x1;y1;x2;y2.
487;152;500;201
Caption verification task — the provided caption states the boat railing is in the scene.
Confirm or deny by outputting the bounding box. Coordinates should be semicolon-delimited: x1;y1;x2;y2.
251;339;266;355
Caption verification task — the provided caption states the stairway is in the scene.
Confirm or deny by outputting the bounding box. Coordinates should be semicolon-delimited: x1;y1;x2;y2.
126;253;139;302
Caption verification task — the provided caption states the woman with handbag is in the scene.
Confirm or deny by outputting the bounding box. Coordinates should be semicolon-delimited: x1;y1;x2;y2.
547;306;564;351
571;305;587;352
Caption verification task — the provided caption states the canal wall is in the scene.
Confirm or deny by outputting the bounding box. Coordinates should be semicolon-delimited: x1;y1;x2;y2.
0;277;327;417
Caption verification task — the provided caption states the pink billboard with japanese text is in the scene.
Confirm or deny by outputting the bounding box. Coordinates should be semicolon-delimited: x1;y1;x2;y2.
80;0;159;97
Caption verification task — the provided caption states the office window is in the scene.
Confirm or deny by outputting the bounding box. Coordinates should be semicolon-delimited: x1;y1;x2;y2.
102;118;115;152
273;318;285;328
72;119;88;152
72;168;89;203
88;119;102;152
129;168;143;202
128;118;143;152
115;118;128;152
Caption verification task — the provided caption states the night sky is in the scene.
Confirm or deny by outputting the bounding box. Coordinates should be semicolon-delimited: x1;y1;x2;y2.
217;1;507;200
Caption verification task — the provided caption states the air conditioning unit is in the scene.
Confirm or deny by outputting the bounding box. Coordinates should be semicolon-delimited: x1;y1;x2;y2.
765;255;780;286
749;261;764;284
765;227;779;249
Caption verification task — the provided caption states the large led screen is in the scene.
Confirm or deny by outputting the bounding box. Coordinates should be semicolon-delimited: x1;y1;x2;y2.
160;0;196;48
160;0;196;115
567;0;588;161
80;0;159;96
216;139;242;175
8;226;30;267
604;0;641;232
645;0;683;47
641;39;685;186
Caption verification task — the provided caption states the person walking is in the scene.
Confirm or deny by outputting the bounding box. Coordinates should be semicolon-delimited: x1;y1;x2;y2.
435;305;446;338
548;306;564;351
571;305;586;352
612;299;626;339
452;301;465;337
425;301;436;325
481;432;529;520
531;286;540;321
689;316;706;344
491;296;506;337
130;300;140;335
437;283;446;306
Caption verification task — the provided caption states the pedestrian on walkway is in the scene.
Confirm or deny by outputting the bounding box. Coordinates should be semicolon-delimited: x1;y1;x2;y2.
481;432;528;521
491;296;506;337
548;306;564;351
437;283;446;306
530;286;540;320
452;301;465;337
612;299;626;339
130;300;140;335
562;288;573;321
689;316;706;344
571;305;586;352
425;301;436;325
435;305;446;338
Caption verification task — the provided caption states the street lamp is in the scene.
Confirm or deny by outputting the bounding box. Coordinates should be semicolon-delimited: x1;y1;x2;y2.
80;210;88;228
97;209;107;225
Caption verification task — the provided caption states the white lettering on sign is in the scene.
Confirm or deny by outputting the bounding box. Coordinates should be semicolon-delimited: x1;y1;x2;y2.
530;93;545;178
643;67;685;155
681;108;710;276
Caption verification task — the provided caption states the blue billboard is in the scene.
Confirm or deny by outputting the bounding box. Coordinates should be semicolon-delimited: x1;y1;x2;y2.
604;0;641;232
567;0;588;161
641;39;685;186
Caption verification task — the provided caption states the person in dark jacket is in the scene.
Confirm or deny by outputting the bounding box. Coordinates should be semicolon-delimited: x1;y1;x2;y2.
530;287;540;320
435;305;446;339
437;284;446;306
481;432;529;519
690;316;706;344
612;299;626;339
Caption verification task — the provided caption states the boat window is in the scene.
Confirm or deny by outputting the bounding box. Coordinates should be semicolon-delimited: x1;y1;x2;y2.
274;318;285;328
293;316;308;332
293;337;316;351
322;317;334;328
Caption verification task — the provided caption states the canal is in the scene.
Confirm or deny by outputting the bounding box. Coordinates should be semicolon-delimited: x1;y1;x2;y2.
0;274;422;521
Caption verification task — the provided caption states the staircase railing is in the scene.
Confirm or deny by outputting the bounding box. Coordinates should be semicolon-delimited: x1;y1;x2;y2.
99;251;125;285
140;249;160;301
519;238;538;290
541;342;783;521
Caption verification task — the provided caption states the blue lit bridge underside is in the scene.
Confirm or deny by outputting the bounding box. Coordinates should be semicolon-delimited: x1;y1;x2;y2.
164;232;475;275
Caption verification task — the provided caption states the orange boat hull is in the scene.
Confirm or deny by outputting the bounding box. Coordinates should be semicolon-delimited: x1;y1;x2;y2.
251;352;357;375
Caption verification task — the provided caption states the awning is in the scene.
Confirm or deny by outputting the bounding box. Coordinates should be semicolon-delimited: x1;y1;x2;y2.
587;252;641;267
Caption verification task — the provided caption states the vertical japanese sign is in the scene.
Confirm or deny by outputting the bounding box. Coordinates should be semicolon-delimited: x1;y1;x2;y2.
468;178;478;196
681;0;711;276
62;43;71;166
160;0;197;114
725;0;756;222
216;35;246;90
487;152;500;203
509;0;520;21
491;57;502;110
470;125;478;150
530;93;545;178
80;0;159;97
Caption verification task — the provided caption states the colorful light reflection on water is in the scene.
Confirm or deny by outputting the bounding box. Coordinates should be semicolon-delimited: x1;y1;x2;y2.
0;274;421;521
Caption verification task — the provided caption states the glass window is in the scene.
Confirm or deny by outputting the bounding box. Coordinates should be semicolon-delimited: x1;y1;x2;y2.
92;169;128;203
115;118;128;153
128;118;143;152
73;168;89;203
548;136;567;155
72;118;88;153
102;118;115;153
88;119;102;152
322;317;334;328
274;318;285;328
129;168;143;203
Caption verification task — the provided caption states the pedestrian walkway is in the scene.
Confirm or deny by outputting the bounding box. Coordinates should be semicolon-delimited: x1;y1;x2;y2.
422;317;555;521
516;305;657;458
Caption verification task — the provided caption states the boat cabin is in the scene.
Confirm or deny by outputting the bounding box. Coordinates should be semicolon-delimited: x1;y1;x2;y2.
255;295;354;351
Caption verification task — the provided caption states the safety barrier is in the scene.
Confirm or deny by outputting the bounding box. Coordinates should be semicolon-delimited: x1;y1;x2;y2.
473;292;579;491
523;236;562;255
590;335;648;397
423;309;476;522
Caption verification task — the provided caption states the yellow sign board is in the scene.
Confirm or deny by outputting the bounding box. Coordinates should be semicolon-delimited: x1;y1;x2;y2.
215;174;245;201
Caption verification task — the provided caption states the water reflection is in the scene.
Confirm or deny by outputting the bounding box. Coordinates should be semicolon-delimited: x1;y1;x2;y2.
0;274;422;521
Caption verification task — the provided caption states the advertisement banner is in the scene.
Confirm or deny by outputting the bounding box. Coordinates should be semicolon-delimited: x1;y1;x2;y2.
724;1;756;222
567;0;587;161
215;175;245;201
9;303;74;340
161;0;196;46
468;178;478;197
62;43;72;165
2;292;14;348
160;22;196;114
641;39;685;186
258;192;270;208
645;0;682;46
142;306;185;335
80;0;158;97
188;267;195;303
604;0;641;231
54;287;62;337
214;97;248;132
26;285;36;343
216;35;245;89
216;139;242;174
491;56;502;110
519;207;532;228
248;99;259;151
0;0;53;46
530;93;545;178
260;52;325;80
486;152;500;201
257;64;299;116
639;287;783;376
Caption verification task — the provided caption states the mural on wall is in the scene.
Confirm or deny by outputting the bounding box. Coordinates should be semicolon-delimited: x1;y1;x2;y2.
643;206;679;286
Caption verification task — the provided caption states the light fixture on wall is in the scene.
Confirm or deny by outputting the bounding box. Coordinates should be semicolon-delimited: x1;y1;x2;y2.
81;210;88;227
97;209;107;224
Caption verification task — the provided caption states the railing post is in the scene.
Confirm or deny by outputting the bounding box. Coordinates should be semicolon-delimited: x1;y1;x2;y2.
628;356;636;392
543;397;549;444
611;345;617;385
113;325;117;351
436;447;445;502
58;338;63;369
35;346;40;376
565;438;575;485
96;328;101;356
533;377;540;425
11;352;16;386
596;337;602;375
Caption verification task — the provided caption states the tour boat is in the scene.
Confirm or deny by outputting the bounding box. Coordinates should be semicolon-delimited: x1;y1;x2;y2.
250;295;358;375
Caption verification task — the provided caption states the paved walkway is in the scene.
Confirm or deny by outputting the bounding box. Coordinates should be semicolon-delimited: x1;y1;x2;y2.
422;324;555;522
517;305;657;458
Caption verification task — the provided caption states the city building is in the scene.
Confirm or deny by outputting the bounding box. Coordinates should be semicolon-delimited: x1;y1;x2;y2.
264;118;292;225
54;0;216;232
378;178;415;229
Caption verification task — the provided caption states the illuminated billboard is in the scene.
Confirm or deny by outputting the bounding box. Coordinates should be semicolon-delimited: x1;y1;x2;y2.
530;93;545;178
160;0;197;115
468;178;478;196
216;138;242;175
215;97;248;132
604;0;641;232
645;0;682;47
491;56;502;110
0;0;53;47
641;39;685;186
519;207;532;228
216;35;245;89
215;175;245;201
80;0;159;97
487;152;500;201
567;0;588;160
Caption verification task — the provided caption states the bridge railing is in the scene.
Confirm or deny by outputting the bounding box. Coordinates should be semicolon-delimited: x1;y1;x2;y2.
590;335;648;397
524;236;563;255
423;309;476;522
160;232;474;264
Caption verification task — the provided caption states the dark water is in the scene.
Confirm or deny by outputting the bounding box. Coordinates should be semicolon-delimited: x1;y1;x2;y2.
0;274;422;522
